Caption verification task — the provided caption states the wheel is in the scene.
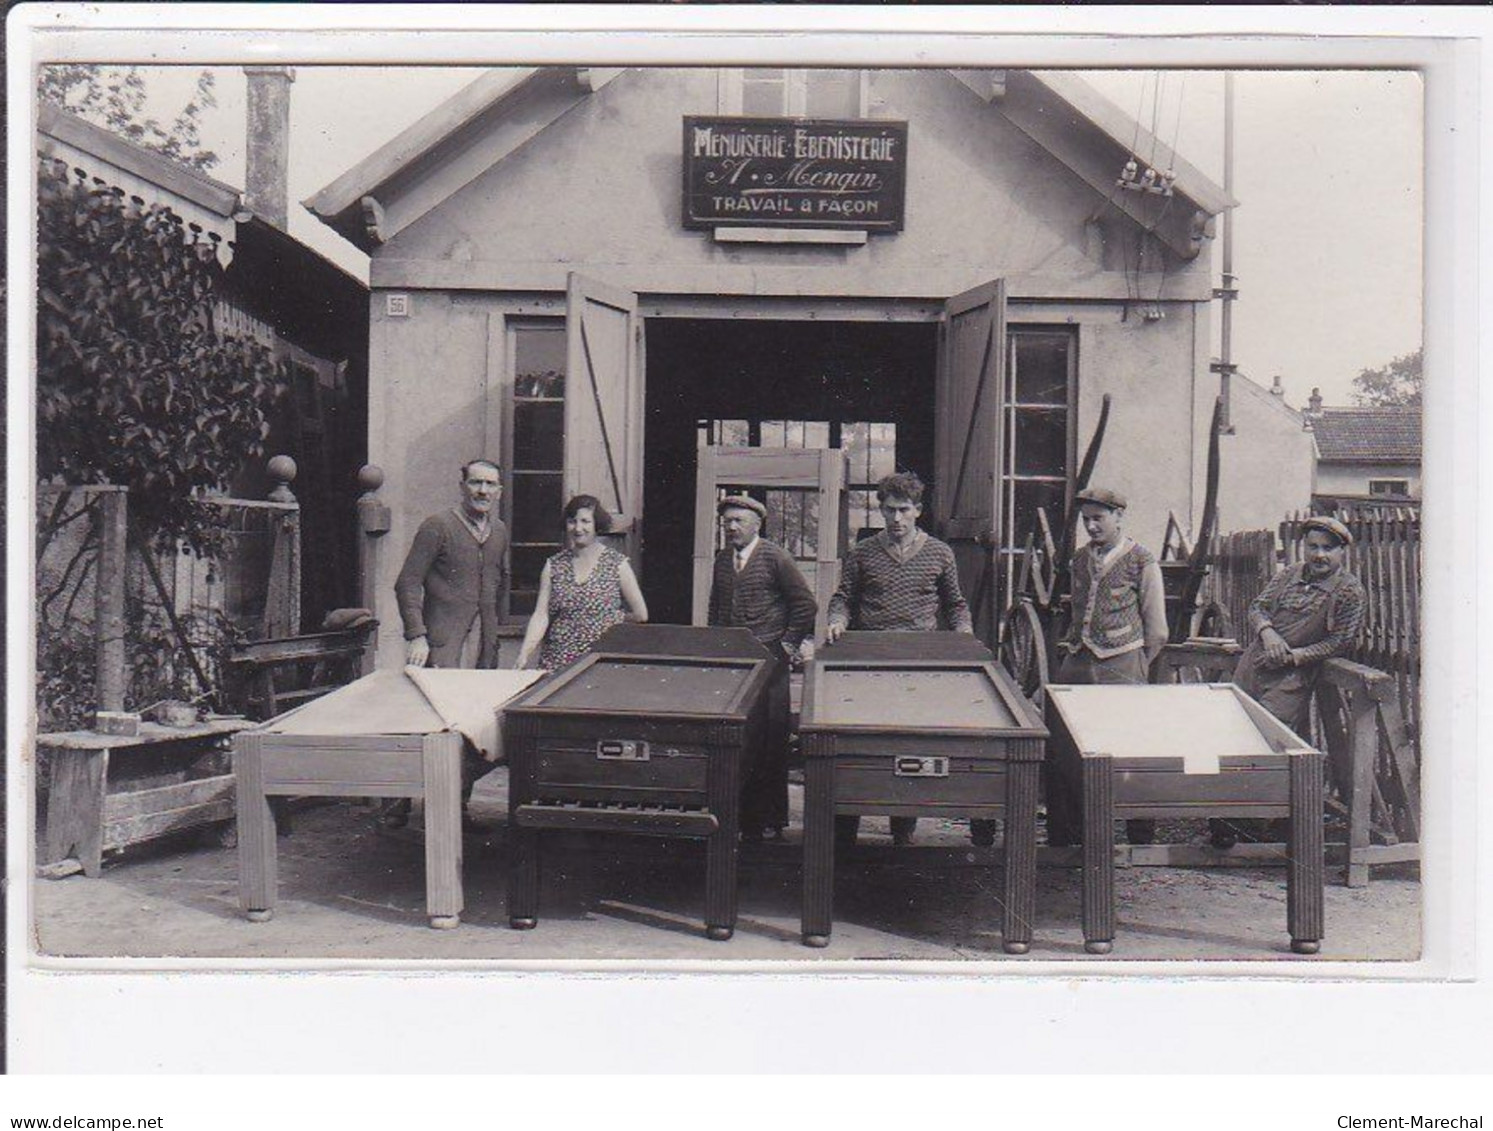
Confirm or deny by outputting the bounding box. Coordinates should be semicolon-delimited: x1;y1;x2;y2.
998;600;1050;701
246;909;273;923
429;915;460;930
705;925;734;942
1084;940;1113;955
1291;940;1321;956
1003;941;1031;955
509;917;538;931
803;934;830;949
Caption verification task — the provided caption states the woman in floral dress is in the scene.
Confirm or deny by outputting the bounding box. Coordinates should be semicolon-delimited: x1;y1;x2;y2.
515;494;648;670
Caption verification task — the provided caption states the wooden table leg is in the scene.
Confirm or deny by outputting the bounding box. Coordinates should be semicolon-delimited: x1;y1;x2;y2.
1288;750;1326;954
1001;758;1039;954
508;824;540;930
423;732;464;930
704;733;743;940
703;831;737;941
234;733;277;921
1346;695;1377;889
43;747;107;877
801;739;836;947
1081;756;1116;954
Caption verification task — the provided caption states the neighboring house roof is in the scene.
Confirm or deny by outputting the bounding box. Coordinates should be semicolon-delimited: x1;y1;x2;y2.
1311;406;1422;464
38;100;244;217
307;66;1235;260
39;101;367;349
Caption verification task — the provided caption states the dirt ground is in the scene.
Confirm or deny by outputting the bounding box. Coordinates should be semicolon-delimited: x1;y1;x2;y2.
29;773;1421;964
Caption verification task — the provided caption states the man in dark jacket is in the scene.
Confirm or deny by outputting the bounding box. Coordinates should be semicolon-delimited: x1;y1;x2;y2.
708;494;818;840
388;460;509;829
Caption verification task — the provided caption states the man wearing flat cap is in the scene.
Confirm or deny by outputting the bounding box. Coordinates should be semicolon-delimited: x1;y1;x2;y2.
1057;487;1169;686
1052;486;1169;845
708;494;819;840
1234;516;1366;735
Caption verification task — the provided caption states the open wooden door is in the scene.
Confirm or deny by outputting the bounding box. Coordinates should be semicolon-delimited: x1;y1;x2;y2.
565;273;644;564
933;278;1007;648
691;446;844;641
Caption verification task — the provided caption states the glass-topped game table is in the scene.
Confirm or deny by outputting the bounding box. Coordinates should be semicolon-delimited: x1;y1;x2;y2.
502;624;777;941
799;631;1048;953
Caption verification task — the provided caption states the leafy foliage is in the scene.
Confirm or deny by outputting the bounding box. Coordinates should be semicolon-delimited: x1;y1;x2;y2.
36;596;247;732
38;65;220;172
1351;348;1422;408
36;157;289;560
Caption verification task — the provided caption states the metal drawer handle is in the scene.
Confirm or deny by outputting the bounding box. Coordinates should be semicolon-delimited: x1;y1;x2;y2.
597;740;649;762
894;756;948;778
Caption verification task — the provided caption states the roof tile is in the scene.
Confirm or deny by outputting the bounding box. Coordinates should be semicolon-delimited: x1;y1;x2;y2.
1312;407;1422;463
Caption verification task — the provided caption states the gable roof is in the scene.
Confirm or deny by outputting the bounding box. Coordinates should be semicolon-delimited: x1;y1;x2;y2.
307;66;1234;259
1233;369;1306;428
1311;406;1422;464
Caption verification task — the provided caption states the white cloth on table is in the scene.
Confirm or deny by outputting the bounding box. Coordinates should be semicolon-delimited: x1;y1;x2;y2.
261;668;547;763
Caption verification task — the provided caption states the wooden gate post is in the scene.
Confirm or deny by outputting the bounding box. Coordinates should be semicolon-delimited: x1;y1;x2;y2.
94;487;129;712
355;465;390;675
263;456;301;638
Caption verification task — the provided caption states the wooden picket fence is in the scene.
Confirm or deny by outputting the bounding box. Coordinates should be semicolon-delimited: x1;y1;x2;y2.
1198;529;1278;641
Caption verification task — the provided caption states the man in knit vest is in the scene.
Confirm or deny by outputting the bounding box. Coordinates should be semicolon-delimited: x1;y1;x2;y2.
387;459;509;830
1052;485;1169;845
826;471;973;847
708;495;818;840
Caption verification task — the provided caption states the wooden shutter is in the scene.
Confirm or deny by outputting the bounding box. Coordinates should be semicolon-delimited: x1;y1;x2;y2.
564;273;644;564
933;279;1007;647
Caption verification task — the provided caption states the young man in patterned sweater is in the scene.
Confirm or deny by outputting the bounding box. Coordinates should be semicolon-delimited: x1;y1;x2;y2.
1051;486;1169;845
708;494;819;840
826;471;974;846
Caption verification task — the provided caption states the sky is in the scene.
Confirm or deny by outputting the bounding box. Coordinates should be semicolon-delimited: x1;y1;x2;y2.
111;64;1422;409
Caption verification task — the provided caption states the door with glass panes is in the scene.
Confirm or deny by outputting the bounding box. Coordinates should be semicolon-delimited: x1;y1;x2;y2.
934;279;1076;647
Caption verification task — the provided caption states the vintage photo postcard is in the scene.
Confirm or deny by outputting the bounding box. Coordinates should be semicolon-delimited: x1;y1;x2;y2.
5;4;1484;1078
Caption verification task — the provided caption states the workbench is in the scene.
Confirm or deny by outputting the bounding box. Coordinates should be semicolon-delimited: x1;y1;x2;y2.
38;718;251;878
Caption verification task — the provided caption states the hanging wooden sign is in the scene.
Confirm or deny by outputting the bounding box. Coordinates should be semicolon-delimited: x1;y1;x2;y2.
682;116;908;231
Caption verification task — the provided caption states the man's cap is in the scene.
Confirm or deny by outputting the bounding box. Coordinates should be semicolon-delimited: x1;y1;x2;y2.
1075;486;1127;511
1302;515;1353;547
717;494;767;520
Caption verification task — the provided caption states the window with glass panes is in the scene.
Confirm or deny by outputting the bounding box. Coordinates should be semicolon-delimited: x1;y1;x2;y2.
507;322;566;617
737;69;864;118
1001;329;1077;609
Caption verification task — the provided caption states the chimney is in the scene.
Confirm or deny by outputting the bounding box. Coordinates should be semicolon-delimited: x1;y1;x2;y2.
244;66;295;229
1307;387;1323;415
1270;374;1284;398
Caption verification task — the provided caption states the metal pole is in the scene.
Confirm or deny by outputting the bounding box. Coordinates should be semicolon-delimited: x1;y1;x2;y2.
1217;72;1237;433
